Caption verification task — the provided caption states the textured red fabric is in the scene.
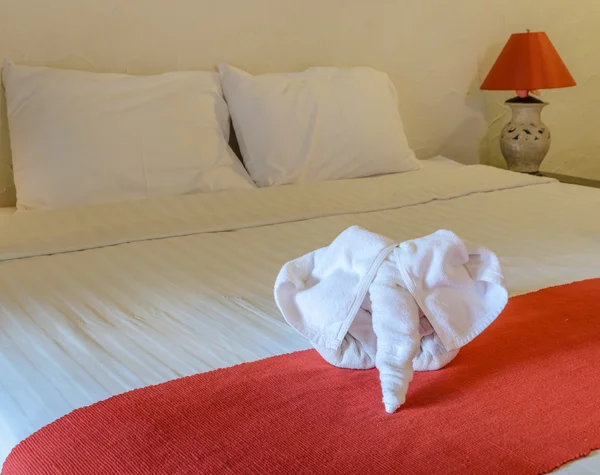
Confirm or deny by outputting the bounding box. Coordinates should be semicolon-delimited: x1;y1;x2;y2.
3;280;600;475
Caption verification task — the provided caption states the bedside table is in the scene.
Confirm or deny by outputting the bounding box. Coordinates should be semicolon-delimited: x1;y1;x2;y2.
540;171;600;189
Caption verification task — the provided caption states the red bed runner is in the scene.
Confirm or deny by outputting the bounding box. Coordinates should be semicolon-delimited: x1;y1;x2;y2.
4;279;600;475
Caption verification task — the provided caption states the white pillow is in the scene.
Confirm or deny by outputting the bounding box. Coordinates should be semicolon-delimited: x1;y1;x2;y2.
219;64;420;187
2;62;255;211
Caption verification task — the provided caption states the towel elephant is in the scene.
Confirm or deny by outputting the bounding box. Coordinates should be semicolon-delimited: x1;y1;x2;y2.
275;226;508;413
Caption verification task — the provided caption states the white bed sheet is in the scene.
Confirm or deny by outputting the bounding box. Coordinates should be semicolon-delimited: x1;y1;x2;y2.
1;158;600;473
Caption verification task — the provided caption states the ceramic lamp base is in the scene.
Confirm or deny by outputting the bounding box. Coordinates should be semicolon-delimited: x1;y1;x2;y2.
499;96;551;173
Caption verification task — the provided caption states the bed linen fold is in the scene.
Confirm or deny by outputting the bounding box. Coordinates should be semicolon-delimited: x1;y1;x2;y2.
0;160;553;261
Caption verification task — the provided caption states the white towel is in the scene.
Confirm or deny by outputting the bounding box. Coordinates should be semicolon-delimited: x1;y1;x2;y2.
274;226;508;413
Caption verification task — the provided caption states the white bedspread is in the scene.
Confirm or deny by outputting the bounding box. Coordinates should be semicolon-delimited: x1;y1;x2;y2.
1;158;600;474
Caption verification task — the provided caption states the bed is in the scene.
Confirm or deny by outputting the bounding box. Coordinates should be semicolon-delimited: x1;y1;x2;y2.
1;157;599;473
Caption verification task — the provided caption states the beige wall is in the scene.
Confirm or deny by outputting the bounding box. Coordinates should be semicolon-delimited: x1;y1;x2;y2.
0;0;598;206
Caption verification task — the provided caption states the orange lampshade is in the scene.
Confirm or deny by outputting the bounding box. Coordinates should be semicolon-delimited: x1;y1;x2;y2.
481;32;576;91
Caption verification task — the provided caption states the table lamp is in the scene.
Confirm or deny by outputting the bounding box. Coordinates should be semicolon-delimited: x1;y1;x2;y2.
480;31;576;173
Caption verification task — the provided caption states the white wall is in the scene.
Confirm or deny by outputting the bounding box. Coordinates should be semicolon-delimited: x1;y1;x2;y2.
0;0;598;206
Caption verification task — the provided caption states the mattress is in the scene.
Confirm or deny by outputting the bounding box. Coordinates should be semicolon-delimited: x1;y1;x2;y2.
1;158;600;474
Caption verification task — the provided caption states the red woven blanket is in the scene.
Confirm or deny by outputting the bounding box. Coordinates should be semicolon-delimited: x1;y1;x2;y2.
4;280;600;475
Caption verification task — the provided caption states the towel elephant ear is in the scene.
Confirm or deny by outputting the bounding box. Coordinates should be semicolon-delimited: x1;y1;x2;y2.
396;230;508;352
274;226;396;351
